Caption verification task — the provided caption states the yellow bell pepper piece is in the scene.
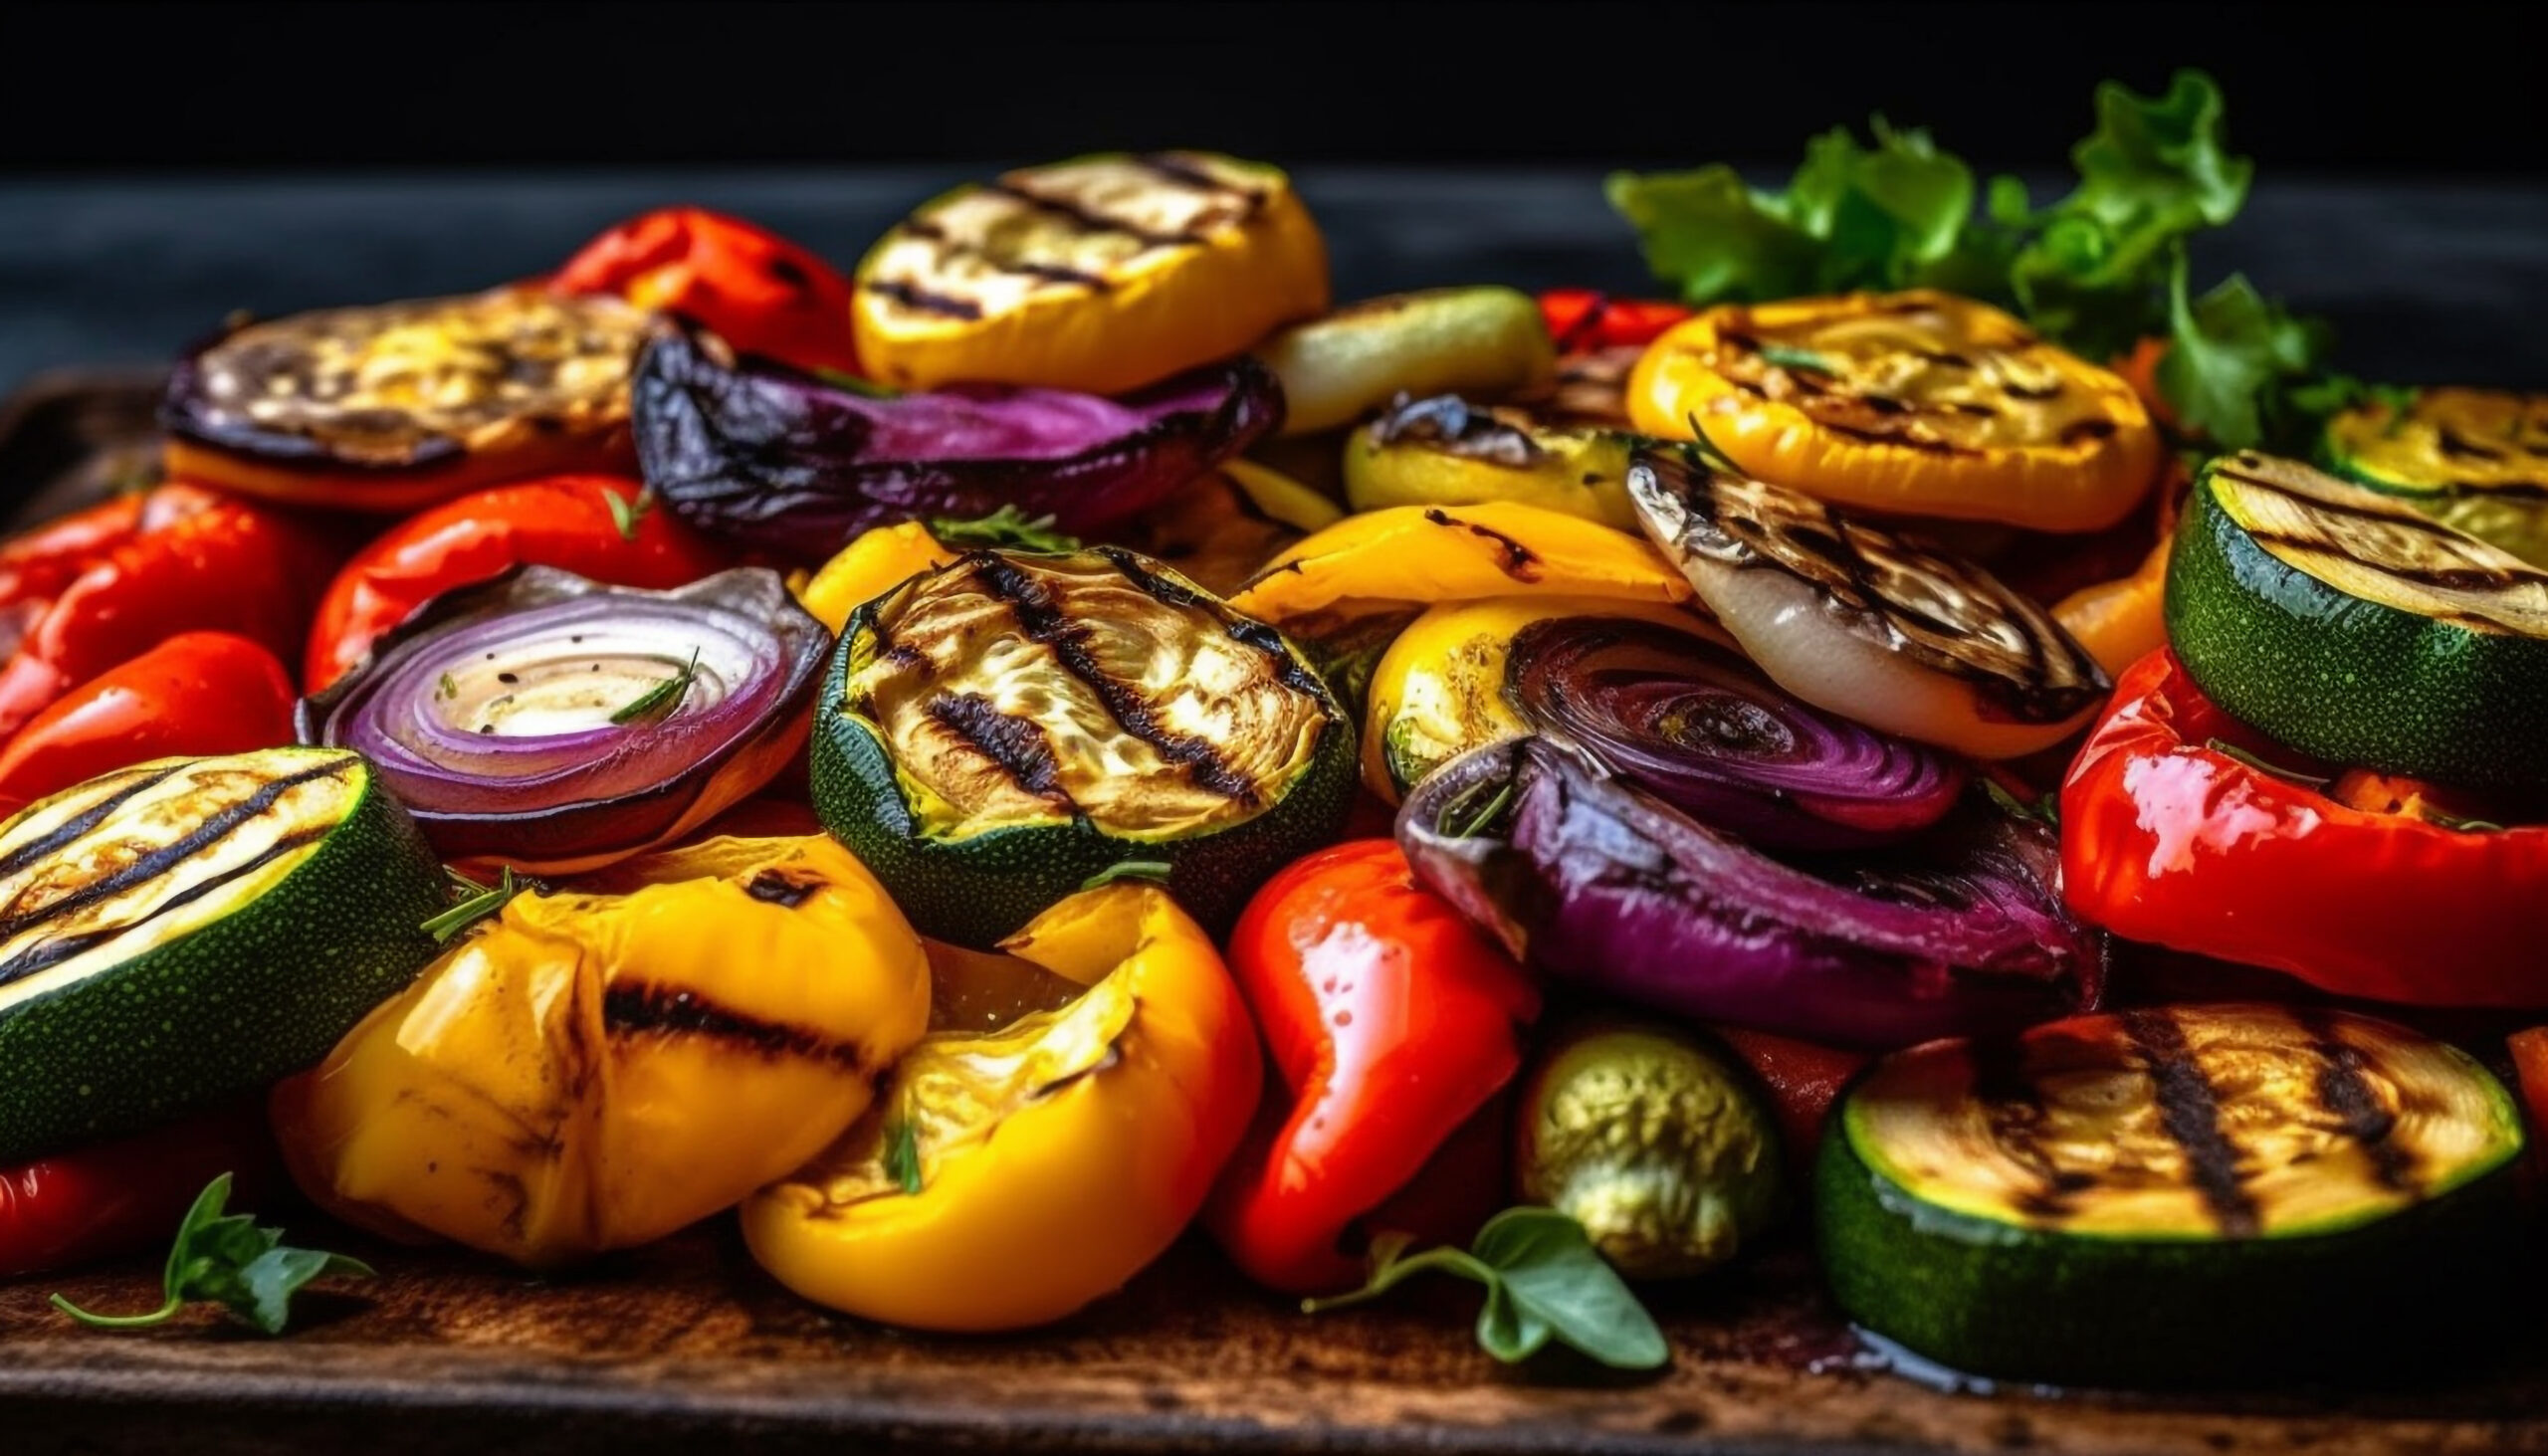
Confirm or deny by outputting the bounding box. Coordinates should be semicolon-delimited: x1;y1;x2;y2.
1628;290;2161;533
2322;387;2548;566
271;836;931;1269
1225;501;1693;626
1362;594;1729;802
742;883;1260;1332
798;520;958;635
853;152;1330;396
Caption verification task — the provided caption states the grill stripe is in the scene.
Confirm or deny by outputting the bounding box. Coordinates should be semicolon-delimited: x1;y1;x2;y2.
983;181;1198;251
926;691;1075;808
0;823;333;992
1133;152;1264;212
602;980;869;1072
0;758;354;950
2121;1008;2260;1237
863;278;985;320
0;761;193;882
970;555;1258;804
2295;1007;2421;1194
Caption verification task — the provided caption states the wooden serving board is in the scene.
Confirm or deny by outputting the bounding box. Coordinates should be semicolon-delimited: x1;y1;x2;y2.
4;378;2546;1456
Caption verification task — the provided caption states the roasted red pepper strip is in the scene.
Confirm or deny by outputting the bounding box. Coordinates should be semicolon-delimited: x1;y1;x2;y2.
303;474;729;692
1537;289;1694;352
553;207;863;376
1206;839;1541;1296
1710;1025;1866;1175
2061;648;2548;1006
2508;1028;2548;1180
0;631;297;817
0;1100;277;1277
0;485;331;741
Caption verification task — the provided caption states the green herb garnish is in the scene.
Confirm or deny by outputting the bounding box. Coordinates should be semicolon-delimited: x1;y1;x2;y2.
436;672;459;702
884;1118;924;1196
1757;344;1839;374
1304;1207;1668;1370
930;504;1083;554
2207;736;2332;790
610;648;701;726
1983;777;2061;828
1079;860;1174;891
52;1174;371;1336
605;488;653;541
813;367;904;399
1436;779;1517;841
422;865;527;942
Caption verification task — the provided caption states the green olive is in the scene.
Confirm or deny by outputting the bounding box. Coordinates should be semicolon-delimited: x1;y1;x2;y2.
1515;1020;1783;1280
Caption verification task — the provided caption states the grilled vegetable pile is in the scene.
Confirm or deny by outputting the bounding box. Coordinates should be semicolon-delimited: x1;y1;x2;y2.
1;80;2544;1398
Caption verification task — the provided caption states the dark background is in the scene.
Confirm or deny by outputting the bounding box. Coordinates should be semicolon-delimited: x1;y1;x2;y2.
2;0;2542;176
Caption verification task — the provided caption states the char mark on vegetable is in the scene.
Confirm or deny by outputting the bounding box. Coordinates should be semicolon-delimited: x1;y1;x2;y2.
1420;509;1541;581
2295;1007;2420;1193
0;761;194;881
982;181;1196;251
864;279;985;321
0;758;354;949
1971;1033;2089;1222
743;868;822;910
602;981;870;1072
927;692;1074;805
971;556;1260;803
1134;152;1266;211
0;824;333;992
2120;1008;2260;1237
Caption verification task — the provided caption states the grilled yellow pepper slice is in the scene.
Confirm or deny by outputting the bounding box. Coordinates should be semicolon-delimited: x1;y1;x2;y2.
2321;387;2548;566
270;836;930;1268
1343;395;1638;530
798;520;958;635
1628;290;2161;532
853;152;1330;395
1225;501;1693;626
743;883;1260;1332
1362;594;1727;802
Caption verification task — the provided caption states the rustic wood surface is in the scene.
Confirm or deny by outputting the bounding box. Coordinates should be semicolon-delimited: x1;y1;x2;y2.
6;381;2547;1456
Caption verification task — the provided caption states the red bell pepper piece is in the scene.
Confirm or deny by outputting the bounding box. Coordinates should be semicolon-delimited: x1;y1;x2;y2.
1;1100;278;1277
1537;289;1694;352
553;207;863;376
303;474;730;692
2508;1028;2548;1180
1710;1025;1866;1175
1206;840;1541;1296
0;631;297;818
2061;648;2548;1006
0;485;332;742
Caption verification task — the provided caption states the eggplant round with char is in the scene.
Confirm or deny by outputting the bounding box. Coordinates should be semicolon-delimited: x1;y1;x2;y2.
1629;447;2109;758
633;326;1283;567
162;286;650;512
812;546;1357;946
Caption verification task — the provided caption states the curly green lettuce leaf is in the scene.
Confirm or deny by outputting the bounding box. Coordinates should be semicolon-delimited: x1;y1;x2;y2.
2157;251;2334;451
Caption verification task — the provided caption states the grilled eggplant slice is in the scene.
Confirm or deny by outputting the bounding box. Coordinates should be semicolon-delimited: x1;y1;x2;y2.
1344;393;1639;530
1819;1003;2525;1386
2322;386;2548;567
812;547;1356;945
162;286;649;512
1629;447;2108;758
853;151;1329;395
2170;452;2548;796
0;748;447;1160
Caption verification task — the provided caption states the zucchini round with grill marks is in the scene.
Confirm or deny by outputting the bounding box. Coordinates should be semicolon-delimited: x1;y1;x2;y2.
1818;1003;2525;1387
2322;387;2548;567
812;547;1356;946
1629;447;2109;758
2167;452;2548;796
162;287;649;513
0;747;448;1162
1256;287;1556;437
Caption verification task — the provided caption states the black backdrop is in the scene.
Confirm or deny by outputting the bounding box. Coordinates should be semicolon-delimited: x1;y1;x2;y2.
3;0;2542;175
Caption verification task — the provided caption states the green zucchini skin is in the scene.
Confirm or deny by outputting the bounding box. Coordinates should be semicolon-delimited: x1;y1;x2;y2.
0;750;449;1162
812;596;1358;949
2166;457;2548;795
1815;1111;2522;1388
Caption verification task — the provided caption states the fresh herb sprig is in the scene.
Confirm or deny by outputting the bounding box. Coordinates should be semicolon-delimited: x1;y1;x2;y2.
611;647;702;726
422;864;529;942
930;505;1082;554
52;1174;370;1337
883;1119;925;1196
1305;1207;1668;1370
605;488;654;541
1079;860;1174;892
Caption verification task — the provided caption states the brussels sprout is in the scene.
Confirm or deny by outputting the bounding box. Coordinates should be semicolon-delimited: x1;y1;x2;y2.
1516;1020;1783;1279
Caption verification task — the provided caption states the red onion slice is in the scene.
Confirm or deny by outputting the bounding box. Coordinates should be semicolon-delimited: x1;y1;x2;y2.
298;565;828;873
1397;735;2100;1050
1504;617;1966;850
633;326;1283;564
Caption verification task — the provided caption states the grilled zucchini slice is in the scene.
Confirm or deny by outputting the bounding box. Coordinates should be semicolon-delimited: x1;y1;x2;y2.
2168;451;2548;796
0;748;448;1161
852;151;1329;396
812;547;1355;945
2322;386;2548;567
1818;1003;2524;1387
1255;286;1556;437
162;286;649;512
